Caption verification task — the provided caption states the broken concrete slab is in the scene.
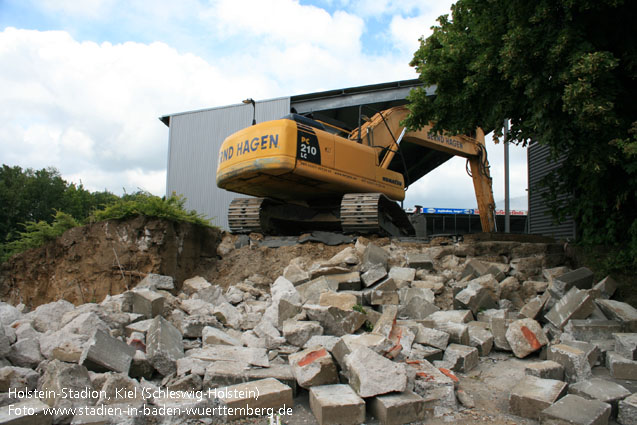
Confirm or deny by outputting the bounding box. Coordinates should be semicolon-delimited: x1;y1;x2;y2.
296;277;338;305
545;286;595;329
561;340;601;368
370;290;399;306
414;325;449;350
131;289;165;319
539;394;611;425
309;384;365;425
202;326;241;346
569;378;630;417
525;360;565;380
427;310;474;324
188;345;269;367
615;333;637;360
26;300;75;333
564;320;623;341
181;276;211;295
39;359;96;423
440;344;478;373
346;345;407;397
388;266;416;283
431;322;470;346
0;366;39;392
408;360;457;415
519;294;549;320
204;362;297;396
508;375;568;419
406;253;434;271
79;329;135;374
370;390;426;425
550;267;595;298
283;262;311;286
303;304;366;336
547;344;593;383
455;281;497;314
467;321;494;356
618;393;637;425
506;318;548;358
289;346;338;389
606;351;637;380
361;263;388;287
303;335;341;352
137;273;174;291
7;338;43;368
213;378;294;421
282;320;323;347
595;299;637;332
478;309;512;351
145;316;184;376
361;243;389;273
318;292;357;310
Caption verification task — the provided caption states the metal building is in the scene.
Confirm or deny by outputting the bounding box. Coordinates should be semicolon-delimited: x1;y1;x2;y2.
160;79;426;229
527;141;576;239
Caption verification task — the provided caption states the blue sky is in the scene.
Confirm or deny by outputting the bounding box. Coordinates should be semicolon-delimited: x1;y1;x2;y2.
0;0;528;210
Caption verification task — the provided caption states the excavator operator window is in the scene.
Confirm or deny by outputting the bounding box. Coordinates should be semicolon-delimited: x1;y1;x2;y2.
282;114;326;131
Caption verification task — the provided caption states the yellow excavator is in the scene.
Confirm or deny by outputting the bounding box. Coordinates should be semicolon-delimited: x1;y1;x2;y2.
216;106;496;236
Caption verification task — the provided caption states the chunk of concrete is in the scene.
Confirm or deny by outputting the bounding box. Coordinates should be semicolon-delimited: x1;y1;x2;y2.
406;253;434;271
188;345;269;367
322;272;361;291
539;394;611;425
145;315;184;376
401;297;439;320
371;290;399;306
0;366;39;392
346;346;407;397
131;289;165;318
606;351;637;380
467;321;494;356
561;340;601;368
181;275;211;295
361;243;389;273
427;310;474;324
318;292;357;310
509;375;568;419
564;320;623;341
304;305;366;336
441;344;479;373
548;344;593;383
0;399;52;424
432;322;470;346
202;326;241;346
519;294;549;320
289;346;338;389
213;378;293;421
27;300;74;333
550;267;594;297
618;393;637;425
596;299;637;332
615;333;637;360
39;360;96;423
309;384;365;425
283;262;311;285
525;360;565;380
408;360;457;415
361;264;388;287
478;309;511;351
506;318;548;358
370;390;426;425
282;320;323;347
545;287;595;329
7;338;42;368
296;277;338;304
569;378;630;417
388;266;416;283
414;325;449;350
455;281;497;314
79;330;135;374
303;335;341;352
593;276;617;299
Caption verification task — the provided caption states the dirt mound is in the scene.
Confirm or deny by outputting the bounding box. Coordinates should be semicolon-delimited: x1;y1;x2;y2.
0;216;220;308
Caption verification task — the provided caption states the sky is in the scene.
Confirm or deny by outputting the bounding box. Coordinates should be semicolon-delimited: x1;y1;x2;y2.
0;0;528;211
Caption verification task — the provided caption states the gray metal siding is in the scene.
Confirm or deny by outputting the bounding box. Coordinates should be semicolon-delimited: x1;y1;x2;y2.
165;98;291;229
527;142;576;239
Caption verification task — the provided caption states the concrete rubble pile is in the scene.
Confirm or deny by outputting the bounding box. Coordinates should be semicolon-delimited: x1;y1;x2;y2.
0;234;636;425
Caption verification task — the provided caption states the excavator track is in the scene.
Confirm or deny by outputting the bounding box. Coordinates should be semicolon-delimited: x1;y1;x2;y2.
228;198;264;233
340;193;414;237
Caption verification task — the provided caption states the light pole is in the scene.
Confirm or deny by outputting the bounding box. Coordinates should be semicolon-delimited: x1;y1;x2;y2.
242;98;256;125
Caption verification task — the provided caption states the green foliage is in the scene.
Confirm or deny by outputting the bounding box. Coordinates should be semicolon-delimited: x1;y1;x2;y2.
91;191;211;227
407;0;637;261
352;304;367;314
1;211;79;262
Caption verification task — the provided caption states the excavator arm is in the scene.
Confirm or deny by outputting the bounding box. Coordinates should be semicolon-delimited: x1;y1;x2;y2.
349;106;497;233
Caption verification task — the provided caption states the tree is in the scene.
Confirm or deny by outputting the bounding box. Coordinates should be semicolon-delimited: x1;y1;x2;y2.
407;0;637;258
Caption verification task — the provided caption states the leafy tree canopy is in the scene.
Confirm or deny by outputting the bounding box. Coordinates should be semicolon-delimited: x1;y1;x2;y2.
407;0;637;259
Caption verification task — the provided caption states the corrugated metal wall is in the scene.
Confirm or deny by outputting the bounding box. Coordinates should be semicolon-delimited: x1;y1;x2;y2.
165;98;290;229
527;142;576;239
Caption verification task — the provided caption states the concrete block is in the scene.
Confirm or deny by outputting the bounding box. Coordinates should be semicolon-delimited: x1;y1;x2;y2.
441;344;478;373
506;318;549;358
615;333;637;360
283;262;311;286
80;329;135;374
592;276;617;300
371;305;398;338
432;322;470;346
131;289;165;318
361;263;388;287
414;325;449;350
282;320;323;347
289;346;338;388
479;309;512;351
146;315;184;376
303;335;341;352
319;292;357;310
461;259;489;279
214;378;293;421
525;360;565;380
519;294;549;320
370;390;426;425
409;344;444;362
412;280;444;294
0;366;39;393
606;352;637;380
564;320;623;341
202;326;241;346
539;394;610;425
550;267;595;296
346;345;407;397
428;310;474;324
309;384;365;425
408;360;457;414
455;281;497;314
322;272;361;291
596;299;637;332
401;297;439;320
189;345;269;367
569;378;630;417
545;287;595;329
361;243;389;273
509;375;568;419
406;253;434;270
371;290;399;306
7;338;42;368
561;340;601;367
304;305;366;336
548;344;593;383
181;275;211;295
618;393;637;425
0;399;52;424
388;266;416;283
467;321;494;356
39;360;95;423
